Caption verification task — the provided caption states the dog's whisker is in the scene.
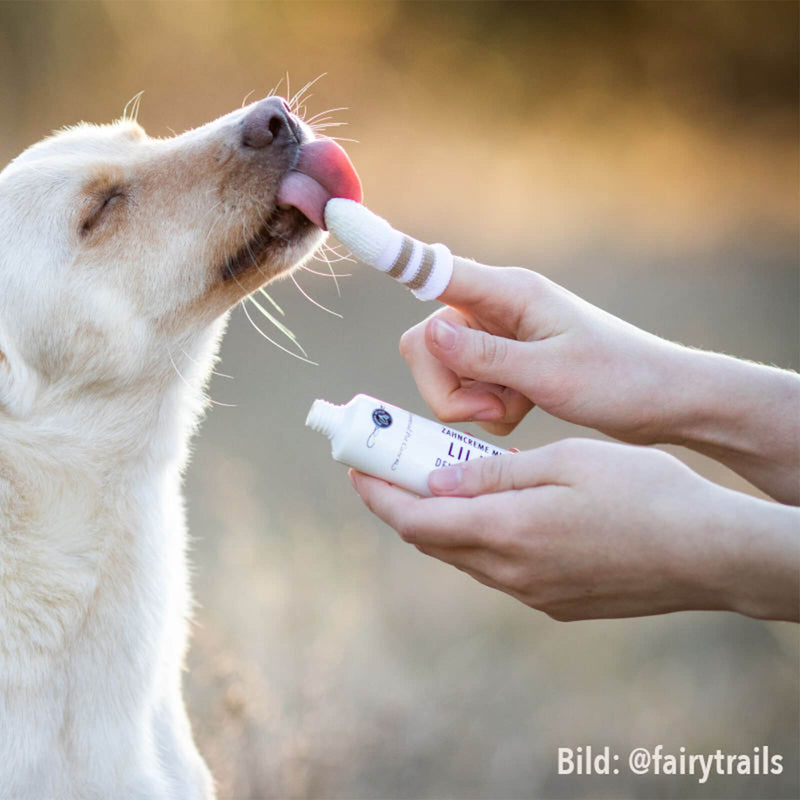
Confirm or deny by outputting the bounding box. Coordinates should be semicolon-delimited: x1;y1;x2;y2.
302;265;353;278
288;73;327;114
240;89;256;108
236;218;275;286
294;100;312;122
315;255;354;266
267;75;287;101
179;347;234;380
310;125;352;138
313;245;356;264
304;106;348;125
320;242;356;261
166;347;237;407
311;241;356;267
258;286;286;317
240;302;318;365
305;113;339;126
251;292;298;341
201;206;226;250
307;118;335;130
314;246;342;297
220;220;317;362
122;90;145;123
290;271;343;318
313;252;355;265
247;295;308;357
284;71;291;109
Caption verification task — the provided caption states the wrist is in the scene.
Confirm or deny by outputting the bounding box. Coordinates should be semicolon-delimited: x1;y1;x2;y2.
707;488;800;621
660;348;796;449
655;347;800;503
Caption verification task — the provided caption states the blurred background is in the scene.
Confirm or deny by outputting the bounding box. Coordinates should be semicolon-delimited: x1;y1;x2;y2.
2;2;798;798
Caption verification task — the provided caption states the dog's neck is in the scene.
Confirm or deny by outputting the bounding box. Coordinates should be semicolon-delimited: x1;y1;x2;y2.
0;320;224;688
1;319;225;472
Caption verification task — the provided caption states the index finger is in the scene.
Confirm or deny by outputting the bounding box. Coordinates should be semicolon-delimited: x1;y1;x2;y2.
399;307;508;423
438;256;533;314
323;199;533;312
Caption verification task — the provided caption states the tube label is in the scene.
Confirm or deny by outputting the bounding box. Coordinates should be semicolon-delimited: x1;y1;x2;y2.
327;395;510;496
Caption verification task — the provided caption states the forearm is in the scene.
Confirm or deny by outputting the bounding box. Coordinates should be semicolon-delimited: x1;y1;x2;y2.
709;487;800;621
659;347;800;504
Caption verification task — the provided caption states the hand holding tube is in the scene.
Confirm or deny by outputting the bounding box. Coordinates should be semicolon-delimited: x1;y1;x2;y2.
350;440;800;622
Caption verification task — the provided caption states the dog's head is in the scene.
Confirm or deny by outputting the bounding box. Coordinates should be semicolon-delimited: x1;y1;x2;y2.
0;98;359;418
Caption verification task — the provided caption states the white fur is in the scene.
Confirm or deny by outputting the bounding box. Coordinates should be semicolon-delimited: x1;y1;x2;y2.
0;102;323;799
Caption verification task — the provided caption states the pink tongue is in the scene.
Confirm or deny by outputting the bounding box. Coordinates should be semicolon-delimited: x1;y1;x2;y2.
277;138;362;229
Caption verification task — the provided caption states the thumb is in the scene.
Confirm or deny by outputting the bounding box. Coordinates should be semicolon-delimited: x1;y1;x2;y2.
426;316;530;391
427;444;569;497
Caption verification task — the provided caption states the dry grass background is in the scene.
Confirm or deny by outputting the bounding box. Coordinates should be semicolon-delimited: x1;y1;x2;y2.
1;2;798;798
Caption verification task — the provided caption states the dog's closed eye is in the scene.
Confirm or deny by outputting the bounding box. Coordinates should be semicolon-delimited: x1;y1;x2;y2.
81;188;125;236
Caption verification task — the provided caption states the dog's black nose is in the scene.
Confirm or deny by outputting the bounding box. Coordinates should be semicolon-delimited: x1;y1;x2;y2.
240;97;296;149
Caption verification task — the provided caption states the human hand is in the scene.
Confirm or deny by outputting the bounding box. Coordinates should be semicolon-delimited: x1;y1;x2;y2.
399;257;800;503
398;257;683;441
349;438;800;622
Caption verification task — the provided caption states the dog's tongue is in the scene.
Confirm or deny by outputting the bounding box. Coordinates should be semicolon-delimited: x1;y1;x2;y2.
277;138;362;229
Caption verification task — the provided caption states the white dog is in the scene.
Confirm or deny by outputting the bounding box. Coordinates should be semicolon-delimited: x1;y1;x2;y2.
0;97;358;799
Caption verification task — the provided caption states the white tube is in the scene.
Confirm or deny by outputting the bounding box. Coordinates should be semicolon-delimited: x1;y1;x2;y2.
306;393;510;497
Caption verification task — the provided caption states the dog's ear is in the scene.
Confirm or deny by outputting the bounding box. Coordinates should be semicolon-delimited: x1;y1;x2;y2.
0;321;38;417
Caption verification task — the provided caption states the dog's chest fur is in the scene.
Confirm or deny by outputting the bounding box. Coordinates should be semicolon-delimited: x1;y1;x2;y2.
0;377;214;798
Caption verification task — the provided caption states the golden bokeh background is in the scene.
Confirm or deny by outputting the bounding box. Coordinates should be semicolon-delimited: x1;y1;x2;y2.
2;2;797;798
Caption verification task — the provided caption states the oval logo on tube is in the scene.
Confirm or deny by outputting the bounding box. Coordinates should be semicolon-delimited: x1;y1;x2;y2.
372;408;393;428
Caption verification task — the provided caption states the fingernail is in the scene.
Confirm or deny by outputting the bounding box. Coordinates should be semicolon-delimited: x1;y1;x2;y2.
474;407;503;421
428;466;463;493
430;318;457;350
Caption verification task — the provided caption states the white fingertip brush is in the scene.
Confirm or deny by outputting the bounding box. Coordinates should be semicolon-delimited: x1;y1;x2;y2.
324;198;453;301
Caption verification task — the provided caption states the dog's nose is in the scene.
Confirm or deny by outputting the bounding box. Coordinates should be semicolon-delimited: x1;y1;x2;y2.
240;97;297;149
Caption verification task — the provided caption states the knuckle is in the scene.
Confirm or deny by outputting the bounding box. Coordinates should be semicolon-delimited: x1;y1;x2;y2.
479;457;518;495
547;437;585;467
433;407;461;424
478;454;509;493
398;326;421;361
542;599;585;622
476;420;518;438
395;515;421;544
507;267;549;301
477;332;509;369
498;564;530;594
510;266;538;289
397;527;416;544
360;492;376;514
426;395;459;423
544;607;576;622
395;522;415;543
554;436;582;453
647;446;679;468
522;268;550;295
397;335;410;360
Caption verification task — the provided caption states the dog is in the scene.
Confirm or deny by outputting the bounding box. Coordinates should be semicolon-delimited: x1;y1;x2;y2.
0;97;358;799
